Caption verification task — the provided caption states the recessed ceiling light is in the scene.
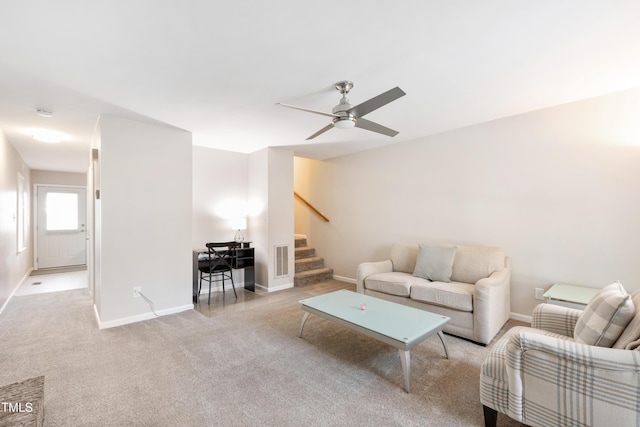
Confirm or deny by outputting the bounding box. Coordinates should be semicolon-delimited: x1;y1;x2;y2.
36;109;53;118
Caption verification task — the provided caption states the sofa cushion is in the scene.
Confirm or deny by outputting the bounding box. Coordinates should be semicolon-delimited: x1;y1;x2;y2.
365;272;428;297
413;244;457;282
450;245;505;284
613;290;640;350
574;281;635;347
410;281;475;312
390;243;419;274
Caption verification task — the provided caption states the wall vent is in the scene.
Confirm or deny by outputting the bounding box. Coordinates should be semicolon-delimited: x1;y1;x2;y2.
274;244;289;278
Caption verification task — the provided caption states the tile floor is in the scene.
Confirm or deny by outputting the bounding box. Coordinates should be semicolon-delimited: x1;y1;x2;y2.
15;270;88;296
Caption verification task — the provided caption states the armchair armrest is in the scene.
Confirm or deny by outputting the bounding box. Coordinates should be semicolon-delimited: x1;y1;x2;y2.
504;330;640;425
531;303;582;337
513;330;640;370
356;260;393;293
473;267;511;344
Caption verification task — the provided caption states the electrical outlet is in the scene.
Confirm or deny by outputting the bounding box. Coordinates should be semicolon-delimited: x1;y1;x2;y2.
534;288;545;300
133;287;142;298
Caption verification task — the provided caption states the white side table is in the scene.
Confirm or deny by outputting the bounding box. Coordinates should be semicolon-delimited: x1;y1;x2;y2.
543;283;600;310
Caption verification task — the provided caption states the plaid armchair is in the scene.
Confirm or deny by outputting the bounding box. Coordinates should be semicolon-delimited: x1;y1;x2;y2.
480;303;640;427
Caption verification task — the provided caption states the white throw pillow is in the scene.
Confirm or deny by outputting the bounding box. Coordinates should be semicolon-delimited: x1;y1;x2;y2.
413;244;457;282
574;281;635;347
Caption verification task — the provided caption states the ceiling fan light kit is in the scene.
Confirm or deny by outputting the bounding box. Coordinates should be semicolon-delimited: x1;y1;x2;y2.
333;116;356;129
277;80;406;140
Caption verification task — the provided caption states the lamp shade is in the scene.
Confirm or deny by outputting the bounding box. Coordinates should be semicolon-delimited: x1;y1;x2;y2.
230;217;247;230
333;117;356;129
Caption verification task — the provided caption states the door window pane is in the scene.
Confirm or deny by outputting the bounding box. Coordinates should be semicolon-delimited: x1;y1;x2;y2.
46;192;78;231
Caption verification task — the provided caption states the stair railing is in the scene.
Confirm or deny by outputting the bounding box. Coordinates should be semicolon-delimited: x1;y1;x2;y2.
294;192;330;222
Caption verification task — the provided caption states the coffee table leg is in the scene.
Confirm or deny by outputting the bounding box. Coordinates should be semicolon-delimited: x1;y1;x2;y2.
299;312;311;338
398;349;411;393
437;331;449;359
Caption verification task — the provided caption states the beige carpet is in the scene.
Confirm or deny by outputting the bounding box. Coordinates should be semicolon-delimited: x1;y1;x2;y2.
0;281;525;426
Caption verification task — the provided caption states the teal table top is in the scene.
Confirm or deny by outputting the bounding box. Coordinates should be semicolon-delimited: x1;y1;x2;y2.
543;283;600;305
300;289;449;345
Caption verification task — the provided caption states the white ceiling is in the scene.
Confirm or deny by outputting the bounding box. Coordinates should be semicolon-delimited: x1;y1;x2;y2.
2;1;640;173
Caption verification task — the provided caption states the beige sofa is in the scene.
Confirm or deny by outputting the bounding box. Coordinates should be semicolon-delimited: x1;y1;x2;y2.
356;243;511;345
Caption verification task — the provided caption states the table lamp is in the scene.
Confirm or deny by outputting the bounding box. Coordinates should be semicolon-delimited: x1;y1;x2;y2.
230;217;246;243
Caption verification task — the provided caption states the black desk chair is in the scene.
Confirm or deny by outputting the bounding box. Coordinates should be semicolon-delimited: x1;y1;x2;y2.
198;242;238;304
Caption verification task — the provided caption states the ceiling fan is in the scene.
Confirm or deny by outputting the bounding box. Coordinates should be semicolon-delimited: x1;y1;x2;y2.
276;81;406;140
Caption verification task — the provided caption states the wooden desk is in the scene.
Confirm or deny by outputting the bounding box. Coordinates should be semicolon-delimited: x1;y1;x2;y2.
192;243;255;303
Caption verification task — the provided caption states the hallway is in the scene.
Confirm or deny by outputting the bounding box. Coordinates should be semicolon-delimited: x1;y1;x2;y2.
15;270;88;296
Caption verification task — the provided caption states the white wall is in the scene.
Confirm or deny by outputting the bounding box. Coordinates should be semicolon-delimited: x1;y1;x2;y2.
249;148;294;291
0;131;32;312
294;157;325;240
31;170;86;187
192;145;250;288
248;149;269;289
94;115;193;327
266;148;294;290
192;146;248;247
295;87;640;317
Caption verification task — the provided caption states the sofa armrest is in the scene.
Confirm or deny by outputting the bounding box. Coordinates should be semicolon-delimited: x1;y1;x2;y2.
356;260;393;293
504;330;640;425
475;267;510;289
473;268;511;344
531;303;582;337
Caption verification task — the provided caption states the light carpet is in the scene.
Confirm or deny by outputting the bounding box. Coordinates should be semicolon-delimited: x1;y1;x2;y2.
0;281;525;426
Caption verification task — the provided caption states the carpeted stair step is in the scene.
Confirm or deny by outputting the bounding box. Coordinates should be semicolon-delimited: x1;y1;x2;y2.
295;256;326;273
295;246;315;259
293;234;333;286
294;235;308;248
294;267;333;287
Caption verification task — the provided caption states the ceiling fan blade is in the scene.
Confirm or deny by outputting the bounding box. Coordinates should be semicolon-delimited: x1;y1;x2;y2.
348;87;406;118
354;118;399;137
276;103;337;118
306;123;334;140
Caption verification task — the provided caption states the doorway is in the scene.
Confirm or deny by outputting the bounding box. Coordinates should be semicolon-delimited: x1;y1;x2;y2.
35;185;87;270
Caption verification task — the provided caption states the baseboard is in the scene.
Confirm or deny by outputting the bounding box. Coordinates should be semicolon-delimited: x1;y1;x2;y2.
94;304;194;329
333;274;356;284
255;282;294;293
0;267;33;315
510;312;532;324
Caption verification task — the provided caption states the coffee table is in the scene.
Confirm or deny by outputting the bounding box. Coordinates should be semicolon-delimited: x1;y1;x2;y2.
299;289;450;393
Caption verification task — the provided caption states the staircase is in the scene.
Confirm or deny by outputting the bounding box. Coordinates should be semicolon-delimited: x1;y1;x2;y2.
294;235;333;286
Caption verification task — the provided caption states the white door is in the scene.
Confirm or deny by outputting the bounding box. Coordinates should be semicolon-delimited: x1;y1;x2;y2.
36;186;87;269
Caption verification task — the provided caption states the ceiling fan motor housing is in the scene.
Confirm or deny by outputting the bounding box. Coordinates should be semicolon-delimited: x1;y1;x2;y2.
332;97;352;113
332;96;356;128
